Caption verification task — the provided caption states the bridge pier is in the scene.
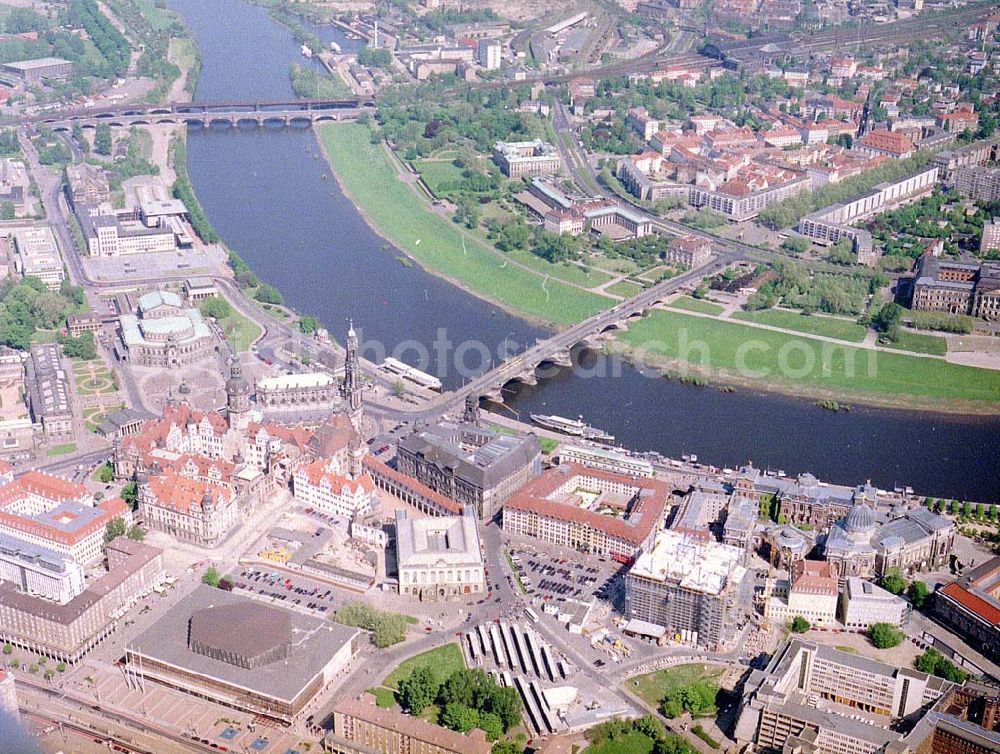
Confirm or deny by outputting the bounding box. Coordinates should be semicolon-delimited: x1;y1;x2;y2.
517;372;538;386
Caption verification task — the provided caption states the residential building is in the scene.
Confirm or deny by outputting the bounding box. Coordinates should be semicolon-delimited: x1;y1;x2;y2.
627;107;660;141
64;163;110;211
934;138;997;182
396;418;541;520
126;586;361;723
504;463;669;561
735;638;953;754
764;560;839;628
326;693;492;754
396;507;485;600
1;57;72;83
841;577;910;629
954;165;1000;202
26;343;73;435
981;219;1000;254
0;470;130;565
624;530;749;649
492;140;562;178
689;173;810;222
853;130;916;159
476;39;501;70
116;290;217;367
933;556;1000;662
0;538;164;662
11;226;63;289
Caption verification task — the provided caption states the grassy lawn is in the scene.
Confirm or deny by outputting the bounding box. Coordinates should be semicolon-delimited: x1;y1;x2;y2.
591;256;641;275
412;159;468;195
318;124;612;325
731;308;867;342
667;296;725;316
881;330;948;356
381;643;465;690
169;36;198;75
627;663;723;710
618;311;1000;405
217;311;262;353
47;443;78;457
538;436;559;454
507;249;613;289
366;687;396;708
607;280;643;298
585;732;656;754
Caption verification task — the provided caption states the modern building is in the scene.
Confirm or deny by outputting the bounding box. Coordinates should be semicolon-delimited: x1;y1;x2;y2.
1;57;72;83
0;538;164;662
0;534;85;604
26;343;73;436
735;638;953;754
256;373;339;411
933;556;1000;662
492;140;562;178
396;418;540;520
11;226;64;290
81;210;178;257
504;463;669;561
764;560;839;629
981;219;1000;254
0;158;28;208
396;507;485;600
137;472;239;548
64;163;110;211
326;693;492;754
476;39;501;70
954;165;1000;202
0;669;16;721
554;444;653;477
688;173;810;222
841;577;910;629
126;586;361;723
0;470;129;565
824;503;954;580
117;290;217;367
624;530;749;649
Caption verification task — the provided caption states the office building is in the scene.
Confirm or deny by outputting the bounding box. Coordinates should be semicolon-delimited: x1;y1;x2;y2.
396;507;485;600
11;226;64;290
841;577;910;629
126;586;361;723
624;530;749;649
735;638;954;754
492;140;562;177
82;210;177;257
2;57;72;83
116;290;217;368
0;538;163;662
326;693;492;754
397;418;541;520
0;158;28;208
25;343;73;436
981;219;1000;254
933;556;1000;662
0;534;85;604
504;463;668;561
764;560;839;629
64;163;110;210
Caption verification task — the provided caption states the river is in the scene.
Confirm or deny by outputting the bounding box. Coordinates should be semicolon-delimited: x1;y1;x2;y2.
166;0;1000;502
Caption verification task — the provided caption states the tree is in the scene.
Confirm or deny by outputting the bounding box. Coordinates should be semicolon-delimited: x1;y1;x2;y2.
790;616;810;633
121;481;138;510
198;297;233;320
916;648;969;683
298;315;319;334
907;580;930;610
94;124;112;156
95;462;114;483
201;565;221;588
392;380;405;398
58;332;97;360
441;702;479;733
398;665;440;714
254;284;284;306
869;622;904;649
880;568;906;595
127;524;145;541
2;643;10;655
781;236;811;254
871;302;902;337
478;712;503;740
492;742;521;754
104;516;126;542
0;201;14;220
488;686;522;732
439;668;490;708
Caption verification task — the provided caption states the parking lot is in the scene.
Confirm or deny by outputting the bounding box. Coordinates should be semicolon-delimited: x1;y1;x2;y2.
506;542;626;609
230;566;342;616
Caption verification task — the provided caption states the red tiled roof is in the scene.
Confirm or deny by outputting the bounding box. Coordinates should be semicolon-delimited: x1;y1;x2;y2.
0;497;127;546
0;471;87;508
857;130;913;155
362;457;461;515
940;581;1000;627
505;463;668;546
296;458;374;496
145;475;230;515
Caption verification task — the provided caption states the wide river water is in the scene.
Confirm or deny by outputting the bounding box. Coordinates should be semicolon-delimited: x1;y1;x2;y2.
166;0;1000;502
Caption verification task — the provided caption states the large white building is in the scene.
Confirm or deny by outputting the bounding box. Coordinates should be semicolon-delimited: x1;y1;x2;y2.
10;226;64;290
396;507;485;600
764;560;839;629
292;416;379;520
841;577;910;628
0;535;84;604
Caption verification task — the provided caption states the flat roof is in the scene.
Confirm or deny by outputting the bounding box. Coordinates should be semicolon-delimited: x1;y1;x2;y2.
127;585;359;704
3;57;72;71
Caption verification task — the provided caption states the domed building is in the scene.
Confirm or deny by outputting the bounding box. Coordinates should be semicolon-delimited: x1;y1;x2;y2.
824;502;878;579
116;290;217;367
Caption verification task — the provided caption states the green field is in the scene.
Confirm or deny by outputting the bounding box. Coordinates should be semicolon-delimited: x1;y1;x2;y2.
47;443;78;457
627;663;723;709
667;296;725;316
607;280;644;298
617;310;1000;406
881;330;948;356
585;732;657;754
731;308;867;342
366;687;396;708
381;643;466;690
218;310;262;353
507;249;613;288
412;159;468;195
318;124;612;325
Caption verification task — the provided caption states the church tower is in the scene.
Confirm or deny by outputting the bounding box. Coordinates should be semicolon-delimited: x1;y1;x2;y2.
463;394;481;426
226;357;251;432
341;321;363;419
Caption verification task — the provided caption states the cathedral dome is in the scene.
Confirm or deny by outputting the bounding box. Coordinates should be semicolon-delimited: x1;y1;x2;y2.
844;503;876;533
